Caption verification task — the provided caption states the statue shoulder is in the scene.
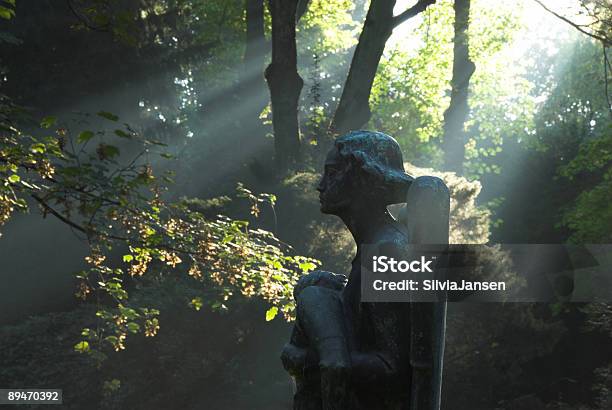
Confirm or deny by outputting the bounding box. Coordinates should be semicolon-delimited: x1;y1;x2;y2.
293;270;347;299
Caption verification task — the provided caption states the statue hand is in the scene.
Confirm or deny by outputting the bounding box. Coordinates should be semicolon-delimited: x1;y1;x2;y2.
293;270;347;299
281;342;310;376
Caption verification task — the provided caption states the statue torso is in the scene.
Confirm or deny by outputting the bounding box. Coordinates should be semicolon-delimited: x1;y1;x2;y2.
340;220;413;409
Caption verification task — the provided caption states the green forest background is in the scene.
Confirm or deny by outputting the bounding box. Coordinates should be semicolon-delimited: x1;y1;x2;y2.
0;0;611;409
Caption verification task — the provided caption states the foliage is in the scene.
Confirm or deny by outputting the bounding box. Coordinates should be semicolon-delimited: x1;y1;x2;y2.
0;0;15;20
536;0;611;47
463;0;534;176
559;123;612;243
370;46;449;167
369;0;529;174
297;0;359;55
0;108;317;364
528;38;611;243
369;2;453;167
0;98;60;234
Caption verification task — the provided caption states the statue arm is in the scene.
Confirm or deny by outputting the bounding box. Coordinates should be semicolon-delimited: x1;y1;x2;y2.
281;270;348;376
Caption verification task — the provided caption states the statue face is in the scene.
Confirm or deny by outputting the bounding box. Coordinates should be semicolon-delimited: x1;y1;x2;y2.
317;146;353;214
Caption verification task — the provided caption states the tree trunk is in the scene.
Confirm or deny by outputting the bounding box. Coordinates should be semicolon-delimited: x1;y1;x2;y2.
296;0;311;21
265;0;303;171
329;0;395;136
242;0;268;126
329;0;436;136
442;0;475;174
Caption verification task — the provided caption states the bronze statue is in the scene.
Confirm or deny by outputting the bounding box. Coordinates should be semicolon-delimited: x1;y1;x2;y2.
281;131;449;410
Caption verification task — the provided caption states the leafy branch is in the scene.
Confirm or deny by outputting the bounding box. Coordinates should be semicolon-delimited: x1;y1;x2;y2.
1;108;318;365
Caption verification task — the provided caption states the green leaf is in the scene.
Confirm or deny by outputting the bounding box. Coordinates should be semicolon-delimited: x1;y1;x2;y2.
190;297;203;311
74;341;90;353
114;129;131;138
298;261;317;273
119;306;139;320
7;174;20;183
105;335;118;345
103;379;121;392
40;116;57;129
77;130;95;143
89;350;108;364
0;6;15;20
147;140;167;147
97;144;120;159
30;143;46;154
14;198;27;208
122;254;134;263
265;306;278;322
97;111;119;121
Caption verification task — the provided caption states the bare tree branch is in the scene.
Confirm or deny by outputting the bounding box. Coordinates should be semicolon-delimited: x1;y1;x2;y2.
393;0;436;28
32;193;98;237
31;194;202;256
532;0;610;46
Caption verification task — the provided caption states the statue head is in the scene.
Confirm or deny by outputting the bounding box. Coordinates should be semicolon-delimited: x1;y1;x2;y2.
317;130;414;215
